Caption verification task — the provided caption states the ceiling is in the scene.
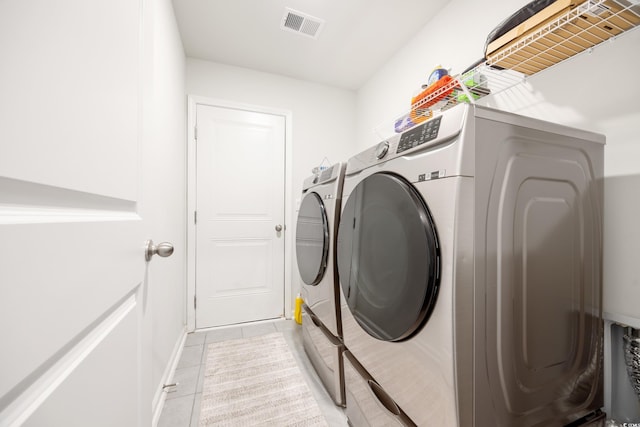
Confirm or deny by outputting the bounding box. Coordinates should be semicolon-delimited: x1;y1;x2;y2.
171;0;452;90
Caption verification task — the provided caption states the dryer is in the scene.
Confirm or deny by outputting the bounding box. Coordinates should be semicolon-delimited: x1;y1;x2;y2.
337;104;605;426
295;162;346;406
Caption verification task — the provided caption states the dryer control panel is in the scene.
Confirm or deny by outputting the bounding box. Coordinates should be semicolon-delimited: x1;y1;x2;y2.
396;116;442;154
344;104;466;177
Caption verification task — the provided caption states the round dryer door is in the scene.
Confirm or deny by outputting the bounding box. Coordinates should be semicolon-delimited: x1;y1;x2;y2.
337;172;440;341
296;192;330;286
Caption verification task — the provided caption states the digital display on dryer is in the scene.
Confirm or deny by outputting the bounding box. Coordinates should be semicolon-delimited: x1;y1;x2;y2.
396;116;442;154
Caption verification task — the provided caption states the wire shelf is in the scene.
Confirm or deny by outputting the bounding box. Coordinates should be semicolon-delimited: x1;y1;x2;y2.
376;0;640;140
487;0;640;74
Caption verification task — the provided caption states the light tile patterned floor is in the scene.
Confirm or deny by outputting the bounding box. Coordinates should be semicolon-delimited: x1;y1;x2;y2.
157;319;348;427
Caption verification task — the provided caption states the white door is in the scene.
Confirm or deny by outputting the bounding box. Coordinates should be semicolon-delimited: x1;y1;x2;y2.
195;104;286;328
0;1;151;426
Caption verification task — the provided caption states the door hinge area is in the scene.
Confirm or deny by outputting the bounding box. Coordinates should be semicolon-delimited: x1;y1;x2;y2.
194;211;197;225
194;126;198;140
194;295;197;309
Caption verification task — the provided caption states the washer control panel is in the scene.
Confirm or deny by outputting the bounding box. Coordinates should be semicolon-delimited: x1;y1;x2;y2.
396;116;442;154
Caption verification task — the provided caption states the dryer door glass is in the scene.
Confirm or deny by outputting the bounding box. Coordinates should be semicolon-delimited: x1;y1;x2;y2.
337;172;440;341
296;191;329;286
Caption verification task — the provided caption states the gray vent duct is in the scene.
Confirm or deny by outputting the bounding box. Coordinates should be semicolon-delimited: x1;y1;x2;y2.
624;327;640;399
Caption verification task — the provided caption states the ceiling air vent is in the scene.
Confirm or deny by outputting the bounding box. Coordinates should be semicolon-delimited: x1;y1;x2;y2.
280;8;324;39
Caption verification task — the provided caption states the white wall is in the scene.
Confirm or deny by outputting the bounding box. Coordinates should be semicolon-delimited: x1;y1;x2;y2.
144;0;187;418
186;58;358;308
356;0;640;323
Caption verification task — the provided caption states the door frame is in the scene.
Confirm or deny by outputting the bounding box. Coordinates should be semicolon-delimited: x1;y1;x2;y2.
186;95;293;332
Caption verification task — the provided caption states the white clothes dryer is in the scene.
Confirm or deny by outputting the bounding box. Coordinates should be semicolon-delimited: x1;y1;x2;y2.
295;162;346;406
337;104;605;426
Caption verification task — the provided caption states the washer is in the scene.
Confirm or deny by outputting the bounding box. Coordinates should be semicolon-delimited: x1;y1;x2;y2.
337;104;605;426
295;162;346;406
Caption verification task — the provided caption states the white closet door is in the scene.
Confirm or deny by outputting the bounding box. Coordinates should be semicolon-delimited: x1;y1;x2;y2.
195;104;286;328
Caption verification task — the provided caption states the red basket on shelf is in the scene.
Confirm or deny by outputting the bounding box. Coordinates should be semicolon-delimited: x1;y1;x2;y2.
410;74;456;112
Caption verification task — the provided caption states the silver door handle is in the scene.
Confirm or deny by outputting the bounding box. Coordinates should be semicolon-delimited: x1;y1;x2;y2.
275;224;283;232
145;240;174;261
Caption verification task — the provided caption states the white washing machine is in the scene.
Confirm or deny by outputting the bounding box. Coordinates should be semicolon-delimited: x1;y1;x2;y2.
295;162;346;406
337;104;605;426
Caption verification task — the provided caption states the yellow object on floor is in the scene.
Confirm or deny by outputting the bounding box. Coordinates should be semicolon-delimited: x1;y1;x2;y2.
294;294;303;324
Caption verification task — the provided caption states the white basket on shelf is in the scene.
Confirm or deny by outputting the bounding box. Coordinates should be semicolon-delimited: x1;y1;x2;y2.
373;65;526;140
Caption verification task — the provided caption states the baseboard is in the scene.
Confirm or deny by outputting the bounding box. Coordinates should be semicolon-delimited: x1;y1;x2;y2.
151;328;187;427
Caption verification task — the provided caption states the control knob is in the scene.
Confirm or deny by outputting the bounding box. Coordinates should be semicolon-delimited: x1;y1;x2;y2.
375;141;389;159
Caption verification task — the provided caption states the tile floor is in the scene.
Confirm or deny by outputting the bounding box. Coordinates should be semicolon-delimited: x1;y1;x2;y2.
157;319;349;427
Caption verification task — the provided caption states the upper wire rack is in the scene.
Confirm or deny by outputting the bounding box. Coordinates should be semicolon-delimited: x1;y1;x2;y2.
376;0;640;140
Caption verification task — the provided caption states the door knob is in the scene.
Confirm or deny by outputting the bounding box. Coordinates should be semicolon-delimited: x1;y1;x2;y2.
275;224;283;232
145;240;174;261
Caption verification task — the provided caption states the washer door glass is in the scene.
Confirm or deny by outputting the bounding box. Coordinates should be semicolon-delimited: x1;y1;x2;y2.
337;172;440;341
296;191;329;286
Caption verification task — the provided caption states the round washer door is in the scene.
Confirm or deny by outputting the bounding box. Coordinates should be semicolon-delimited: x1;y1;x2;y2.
337;172;440;341
296;191;330;286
